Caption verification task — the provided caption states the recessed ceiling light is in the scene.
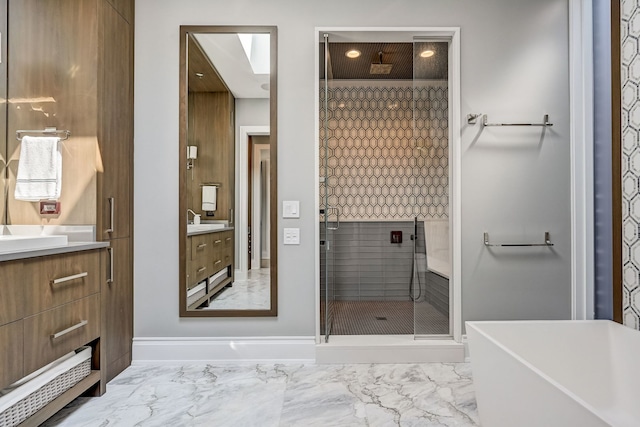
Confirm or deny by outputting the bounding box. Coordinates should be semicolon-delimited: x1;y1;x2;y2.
420;50;435;58
345;49;361;59
195;72;204;78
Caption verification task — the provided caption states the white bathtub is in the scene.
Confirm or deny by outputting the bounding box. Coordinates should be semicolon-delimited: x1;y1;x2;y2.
466;320;640;427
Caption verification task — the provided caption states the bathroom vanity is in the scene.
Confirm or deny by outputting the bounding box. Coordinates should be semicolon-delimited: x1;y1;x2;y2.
186;225;234;309
0;241;109;425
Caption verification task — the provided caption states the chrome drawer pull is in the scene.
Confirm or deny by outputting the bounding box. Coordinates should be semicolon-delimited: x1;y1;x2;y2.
106;197;115;234
214;240;222;244
197;243;207;249
50;272;88;285
214;260;222;265
197;266;206;273
51;320;88;339
107;247;114;284
226;237;231;241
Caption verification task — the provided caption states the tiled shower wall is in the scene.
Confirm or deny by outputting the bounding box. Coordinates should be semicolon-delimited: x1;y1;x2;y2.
320;82;449;220
622;1;640;329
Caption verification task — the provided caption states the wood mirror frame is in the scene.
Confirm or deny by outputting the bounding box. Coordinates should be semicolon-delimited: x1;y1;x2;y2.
178;25;277;317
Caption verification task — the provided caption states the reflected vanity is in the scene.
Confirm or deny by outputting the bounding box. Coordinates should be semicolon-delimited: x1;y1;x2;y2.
179;26;277;317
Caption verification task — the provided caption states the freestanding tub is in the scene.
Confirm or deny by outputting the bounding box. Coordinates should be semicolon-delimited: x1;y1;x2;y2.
466;320;640;427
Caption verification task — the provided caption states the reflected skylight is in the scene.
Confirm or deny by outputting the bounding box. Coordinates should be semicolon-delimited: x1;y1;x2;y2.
237;34;270;75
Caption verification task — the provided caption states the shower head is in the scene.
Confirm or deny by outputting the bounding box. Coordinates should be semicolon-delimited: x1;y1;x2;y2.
370;51;393;75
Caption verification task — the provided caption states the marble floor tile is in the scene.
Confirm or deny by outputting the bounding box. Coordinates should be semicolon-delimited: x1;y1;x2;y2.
43;362;479;427
202;268;270;310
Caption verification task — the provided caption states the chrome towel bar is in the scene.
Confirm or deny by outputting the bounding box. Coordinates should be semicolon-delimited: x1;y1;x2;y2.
484;231;553;247
467;114;553;127
16;127;71;141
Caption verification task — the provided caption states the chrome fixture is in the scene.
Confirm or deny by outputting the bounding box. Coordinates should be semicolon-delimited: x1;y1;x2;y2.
483;231;554;247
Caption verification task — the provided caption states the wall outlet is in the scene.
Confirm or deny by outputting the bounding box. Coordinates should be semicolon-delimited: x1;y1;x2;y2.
284;228;300;245
40;201;60;216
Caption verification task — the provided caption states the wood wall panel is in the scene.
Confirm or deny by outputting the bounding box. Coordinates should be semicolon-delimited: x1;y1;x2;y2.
106;0;133;24
187;92;234;222
6;0;98;225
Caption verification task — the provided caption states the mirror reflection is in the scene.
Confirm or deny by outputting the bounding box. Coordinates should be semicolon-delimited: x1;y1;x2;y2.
180;26;277;316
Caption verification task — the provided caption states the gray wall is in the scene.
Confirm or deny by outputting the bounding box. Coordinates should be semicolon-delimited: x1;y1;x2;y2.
134;0;572;339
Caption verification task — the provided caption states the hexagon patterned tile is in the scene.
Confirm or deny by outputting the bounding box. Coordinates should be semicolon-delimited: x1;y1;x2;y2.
622;0;640;329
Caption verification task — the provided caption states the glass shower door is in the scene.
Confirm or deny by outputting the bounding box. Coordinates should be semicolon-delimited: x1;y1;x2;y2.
413;36;452;338
320;33;337;342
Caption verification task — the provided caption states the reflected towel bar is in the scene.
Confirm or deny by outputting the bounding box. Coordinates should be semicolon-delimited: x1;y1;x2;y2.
16;127;71;141
484;231;553;247
466;114;553;127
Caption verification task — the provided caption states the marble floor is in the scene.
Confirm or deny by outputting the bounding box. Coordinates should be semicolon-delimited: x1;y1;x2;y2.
203;268;270;310
43;362;479;426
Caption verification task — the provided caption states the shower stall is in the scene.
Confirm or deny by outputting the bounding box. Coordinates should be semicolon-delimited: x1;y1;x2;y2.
319;32;453;341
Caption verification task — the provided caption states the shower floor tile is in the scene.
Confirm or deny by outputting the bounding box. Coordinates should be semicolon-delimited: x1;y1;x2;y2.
330;300;449;335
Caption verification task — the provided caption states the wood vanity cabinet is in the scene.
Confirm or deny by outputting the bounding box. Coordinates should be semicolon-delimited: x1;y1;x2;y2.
186;230;234;309
0;248;105;424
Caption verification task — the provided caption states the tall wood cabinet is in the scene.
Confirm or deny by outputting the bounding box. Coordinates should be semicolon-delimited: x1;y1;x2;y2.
4;0;134;384
96;0;134;382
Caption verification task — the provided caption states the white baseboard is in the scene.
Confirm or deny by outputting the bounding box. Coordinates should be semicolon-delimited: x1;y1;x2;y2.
234;269;248;281
316;335;465;364
132;336;316;364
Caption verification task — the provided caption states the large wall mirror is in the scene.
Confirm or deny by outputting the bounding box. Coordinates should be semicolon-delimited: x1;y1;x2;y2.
179;26;277;317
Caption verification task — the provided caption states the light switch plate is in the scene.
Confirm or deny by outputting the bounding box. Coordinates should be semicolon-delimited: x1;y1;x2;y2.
284;228;300;245
283;201;300;218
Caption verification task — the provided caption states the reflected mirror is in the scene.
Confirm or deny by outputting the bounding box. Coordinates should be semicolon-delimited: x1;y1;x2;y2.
179;26;277;316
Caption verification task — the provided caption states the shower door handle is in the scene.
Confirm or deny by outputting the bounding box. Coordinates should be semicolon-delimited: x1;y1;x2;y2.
327;206;340;230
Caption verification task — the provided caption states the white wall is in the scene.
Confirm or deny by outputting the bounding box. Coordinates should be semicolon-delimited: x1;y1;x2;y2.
134;0;571;339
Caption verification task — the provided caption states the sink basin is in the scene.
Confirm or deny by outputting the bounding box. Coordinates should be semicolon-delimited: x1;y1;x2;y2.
187;223;226;234
0;235;69;254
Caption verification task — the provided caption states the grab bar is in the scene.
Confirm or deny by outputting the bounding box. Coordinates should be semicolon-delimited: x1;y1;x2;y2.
467;114;553;127
484;231;553;247
326;206;340;230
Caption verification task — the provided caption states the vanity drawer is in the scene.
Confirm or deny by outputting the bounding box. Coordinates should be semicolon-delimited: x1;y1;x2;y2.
190;234;212;260
0;320;24;390
222;231;233;248
189;261;210;285
23;293;100;375
0;260;25;326
23;250;101;316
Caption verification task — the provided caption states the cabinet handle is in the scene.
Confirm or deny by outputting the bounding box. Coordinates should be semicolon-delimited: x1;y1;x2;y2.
229;208;233;225
197;266;207;273
51;320;88;339
50;272;88;285
226;237;231;242
214;260;222;265
214;240;222;244
106;197;115;234
197;243;207;249
107;247;114;284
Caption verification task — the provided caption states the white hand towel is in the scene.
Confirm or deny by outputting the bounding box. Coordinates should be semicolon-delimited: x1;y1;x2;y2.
202;185;217;211
14;136;62;201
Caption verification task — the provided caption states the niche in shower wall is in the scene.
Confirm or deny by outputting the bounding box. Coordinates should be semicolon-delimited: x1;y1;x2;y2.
319;82;448;221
